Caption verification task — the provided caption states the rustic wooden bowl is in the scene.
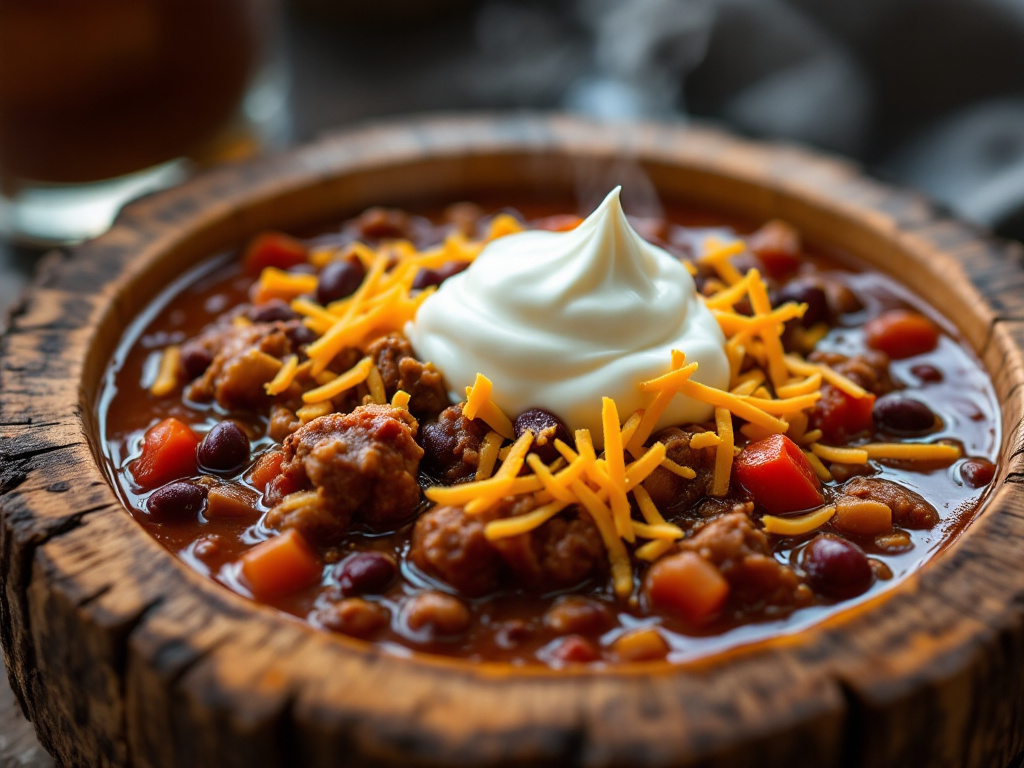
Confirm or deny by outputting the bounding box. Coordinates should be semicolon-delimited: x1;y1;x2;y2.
3;114;1024;768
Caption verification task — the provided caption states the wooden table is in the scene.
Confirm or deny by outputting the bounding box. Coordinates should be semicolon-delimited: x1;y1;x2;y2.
0;239;52;766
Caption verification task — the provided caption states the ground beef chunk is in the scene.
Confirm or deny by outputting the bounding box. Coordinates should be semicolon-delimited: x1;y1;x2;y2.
490;499;607;591
355;207;414;241
183;321;298;410
366;334;449;418
268;405;300;443
409;504;501;596
680;512;807;608
264;405;423;546
411;497;607;596
420;403;490;483
809;350;894;395
641;426;716;513
841;477;939;529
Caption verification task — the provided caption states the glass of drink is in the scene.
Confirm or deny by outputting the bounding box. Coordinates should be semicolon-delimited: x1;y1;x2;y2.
0;0;288;245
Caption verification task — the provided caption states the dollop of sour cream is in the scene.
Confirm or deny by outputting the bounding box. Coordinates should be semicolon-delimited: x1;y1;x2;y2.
407;187;730;441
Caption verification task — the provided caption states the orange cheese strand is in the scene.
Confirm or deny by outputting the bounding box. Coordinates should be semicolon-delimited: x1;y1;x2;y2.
302;356;372;404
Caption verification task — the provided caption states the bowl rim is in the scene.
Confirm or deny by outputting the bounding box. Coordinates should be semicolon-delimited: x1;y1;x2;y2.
4;112;1024;767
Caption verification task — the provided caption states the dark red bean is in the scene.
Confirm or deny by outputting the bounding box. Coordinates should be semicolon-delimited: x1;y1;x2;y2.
316;259;365;305
180;343;213;380
961;458;996;488
248;299;296;323
911;364;943;383
548;635;601;665
514;408;571;464
801;535;873;599
197;422;250;473
288;324;318;347
872;394;936;434
335;552;397;595
145;481;208;522
775;279;831;328
412;261;469;291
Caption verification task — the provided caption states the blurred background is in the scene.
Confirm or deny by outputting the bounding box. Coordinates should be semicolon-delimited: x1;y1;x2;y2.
3;0;1024;293
1;0;1023;762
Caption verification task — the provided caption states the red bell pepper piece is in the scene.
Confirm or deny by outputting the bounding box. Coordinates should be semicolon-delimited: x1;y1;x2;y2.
131;417;200;490
814;384;876;444
863;309;940;359
242;232;308;275
734;434;823;515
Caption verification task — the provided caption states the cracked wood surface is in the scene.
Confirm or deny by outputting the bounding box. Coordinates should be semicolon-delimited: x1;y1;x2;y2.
2;115;1024;767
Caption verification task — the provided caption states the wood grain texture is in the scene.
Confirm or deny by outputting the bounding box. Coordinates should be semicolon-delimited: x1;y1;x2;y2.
2;114;1024;767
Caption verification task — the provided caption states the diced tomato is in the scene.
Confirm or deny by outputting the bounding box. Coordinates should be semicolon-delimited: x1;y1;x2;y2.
240;530;322;599
130;417;200;490
247;450;285;492
644;552;730;624
863;309;939;359
533;214;582;232
734;434;824;515
814;385;876;444
242;232;308;275
747;220;802;279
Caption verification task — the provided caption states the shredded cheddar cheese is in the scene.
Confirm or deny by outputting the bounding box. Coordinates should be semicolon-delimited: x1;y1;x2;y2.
390;390;411;410
248;219;965;608
150;345;181;397
265;355;299;396
811;443;870;464
302;356;373;404
762;505;836;536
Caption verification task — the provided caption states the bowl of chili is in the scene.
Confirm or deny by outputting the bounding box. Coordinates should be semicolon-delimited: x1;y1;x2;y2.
2;114;1023;768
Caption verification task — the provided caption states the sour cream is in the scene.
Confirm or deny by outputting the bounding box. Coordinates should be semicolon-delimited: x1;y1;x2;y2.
407;187;730;442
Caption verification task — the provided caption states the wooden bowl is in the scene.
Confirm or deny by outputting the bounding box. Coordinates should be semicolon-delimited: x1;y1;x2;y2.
3;114;1024;768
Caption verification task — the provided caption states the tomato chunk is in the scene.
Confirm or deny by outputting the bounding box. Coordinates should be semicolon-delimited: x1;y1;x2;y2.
747;219;802;279
241;530;322;599
814;384;876;443
734;434;824;514
131;417;200;490
863;309;939;359
645;552;730;624
242;232;308;275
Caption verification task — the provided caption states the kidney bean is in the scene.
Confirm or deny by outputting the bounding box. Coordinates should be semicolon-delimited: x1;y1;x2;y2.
961;458;996;488
514;408;571;464
248;298;296;323
316;259;365;305
197;421;250;473
335;552;397;596
801;535;873;599
775;279;831;328
412;261;469;291
180;343;213;380
872;394;936;434
145;481;208;522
